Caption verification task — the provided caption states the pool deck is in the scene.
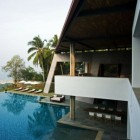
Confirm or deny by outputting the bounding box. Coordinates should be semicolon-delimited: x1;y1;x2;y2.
7;90;53;98
39;98;127;140
39;97;70;106
7;91;127;140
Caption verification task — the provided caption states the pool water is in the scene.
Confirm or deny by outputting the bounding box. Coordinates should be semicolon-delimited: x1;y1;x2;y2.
0;92;97;140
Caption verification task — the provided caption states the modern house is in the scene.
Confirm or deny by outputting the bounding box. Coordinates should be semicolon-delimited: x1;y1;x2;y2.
44;0;140;139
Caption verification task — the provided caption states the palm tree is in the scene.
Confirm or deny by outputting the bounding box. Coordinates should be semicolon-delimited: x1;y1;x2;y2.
27;36;53;82
47;34;64;75
47;34;58;49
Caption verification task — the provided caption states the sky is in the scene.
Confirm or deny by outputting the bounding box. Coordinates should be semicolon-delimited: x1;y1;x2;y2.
0;0;72;81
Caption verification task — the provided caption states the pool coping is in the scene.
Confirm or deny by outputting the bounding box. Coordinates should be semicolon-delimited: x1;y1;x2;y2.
6;90;49;97
57;113;104;140
0;91;103;139
39;98;70;107
3;91;125;139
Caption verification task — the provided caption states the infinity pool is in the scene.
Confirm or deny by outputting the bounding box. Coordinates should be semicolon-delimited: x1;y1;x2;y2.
0;92;97;140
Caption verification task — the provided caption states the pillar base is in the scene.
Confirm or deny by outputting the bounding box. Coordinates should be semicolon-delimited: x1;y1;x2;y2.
70;96;75;120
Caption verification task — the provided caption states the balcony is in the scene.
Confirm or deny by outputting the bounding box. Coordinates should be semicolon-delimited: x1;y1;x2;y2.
55;76;131;101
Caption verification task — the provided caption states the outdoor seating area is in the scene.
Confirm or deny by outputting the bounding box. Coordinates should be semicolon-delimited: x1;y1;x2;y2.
28;88;36;93
86;103;126;125
50;94;65;102
58;100;127;139
88;111;122;124
21;88;29;92
35;89;43;94
13;87;43;94
14;87;23;91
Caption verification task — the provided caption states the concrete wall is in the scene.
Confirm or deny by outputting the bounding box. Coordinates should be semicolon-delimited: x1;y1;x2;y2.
44;51;131;93
130;1;140;139
90;51;131;77
132;0;140;87
55;75;140;139
55;76;131;101
76;96;94;104
132;37;140;87
54;51;131;77
128;90;140;140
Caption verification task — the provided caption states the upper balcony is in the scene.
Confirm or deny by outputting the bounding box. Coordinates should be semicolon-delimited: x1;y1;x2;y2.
55;76;131;101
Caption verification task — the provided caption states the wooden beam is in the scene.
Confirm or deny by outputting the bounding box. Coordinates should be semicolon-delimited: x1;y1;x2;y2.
70;43;75;120
70;43;76;76
65;35;131;42
78;1;136;17
65;37;95;50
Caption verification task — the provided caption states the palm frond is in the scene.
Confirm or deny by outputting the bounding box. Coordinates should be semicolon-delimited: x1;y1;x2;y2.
28;52;36;61
47;34;58;48
43;48;52;59
28;47;37;53
32;51;38;64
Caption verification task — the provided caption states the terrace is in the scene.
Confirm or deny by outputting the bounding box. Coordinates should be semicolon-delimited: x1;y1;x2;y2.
44;0;140;139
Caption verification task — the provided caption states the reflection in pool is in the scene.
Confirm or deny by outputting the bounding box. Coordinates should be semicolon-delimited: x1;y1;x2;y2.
0;92;97;140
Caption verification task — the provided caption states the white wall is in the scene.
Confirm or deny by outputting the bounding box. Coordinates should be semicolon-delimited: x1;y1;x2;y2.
128;90;140;140
132;37;140;87
55;76;131;101
132;0;140;87
55;76;140;139
76;96;94;104
131;1;140;139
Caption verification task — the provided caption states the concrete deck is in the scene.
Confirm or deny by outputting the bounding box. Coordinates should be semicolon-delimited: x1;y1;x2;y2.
39;97;70;106
8;91;128;139
40;98;127;140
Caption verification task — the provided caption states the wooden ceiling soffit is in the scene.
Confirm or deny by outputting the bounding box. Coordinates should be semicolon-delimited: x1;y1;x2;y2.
63;0;85;38
68;35;131;42
78;1;136;17
56;45;69;52
64;37;95;50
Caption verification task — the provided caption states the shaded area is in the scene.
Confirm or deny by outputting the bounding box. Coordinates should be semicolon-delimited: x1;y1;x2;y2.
58;101;127;140
52;124;97;140
56;0;137;52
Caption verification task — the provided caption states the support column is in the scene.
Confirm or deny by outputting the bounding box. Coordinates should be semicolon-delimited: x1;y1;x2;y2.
70;96;75;120
85;62;88;73
70;43;75;120
70;43;75;76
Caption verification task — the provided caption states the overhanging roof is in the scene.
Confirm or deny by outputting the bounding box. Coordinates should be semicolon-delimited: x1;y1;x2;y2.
56;0;137;53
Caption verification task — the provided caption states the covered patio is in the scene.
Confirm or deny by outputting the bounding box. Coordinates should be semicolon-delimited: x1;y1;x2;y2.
44;0;138;139
58;100;127;140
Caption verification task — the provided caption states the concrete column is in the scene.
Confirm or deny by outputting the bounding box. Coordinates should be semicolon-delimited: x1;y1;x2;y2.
85;62;88;73
70;43;75;120
70;43;75;76
70;96;75;120
127;105;131;139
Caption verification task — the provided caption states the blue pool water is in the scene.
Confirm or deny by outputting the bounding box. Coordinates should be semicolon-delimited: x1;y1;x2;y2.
0;92;97;140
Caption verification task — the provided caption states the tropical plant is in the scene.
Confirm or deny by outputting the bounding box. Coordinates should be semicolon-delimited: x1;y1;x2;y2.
20;66;43;81
47;34;58;49
27;36;53;82
47;34;64;75
2;55;25;84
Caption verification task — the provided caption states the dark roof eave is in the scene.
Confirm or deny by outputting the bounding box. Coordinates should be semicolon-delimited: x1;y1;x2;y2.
55;0;82;53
